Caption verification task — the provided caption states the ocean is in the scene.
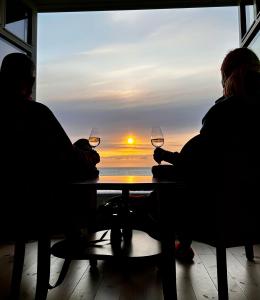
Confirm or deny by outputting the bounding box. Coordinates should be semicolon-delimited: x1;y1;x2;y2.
97;167;152;195
99;167;152;176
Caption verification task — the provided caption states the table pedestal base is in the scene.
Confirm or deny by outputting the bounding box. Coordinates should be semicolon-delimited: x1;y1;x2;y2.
51;229;161;263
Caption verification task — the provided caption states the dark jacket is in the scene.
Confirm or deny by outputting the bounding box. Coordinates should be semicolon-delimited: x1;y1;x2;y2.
2;97;97;183
177;95;260;184
1;96;97;237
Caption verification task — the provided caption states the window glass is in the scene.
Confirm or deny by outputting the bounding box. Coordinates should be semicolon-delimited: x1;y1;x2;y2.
245;5;255;32
0;36;25;65
249;30;260;57
37;8;239;169
5;0;30;42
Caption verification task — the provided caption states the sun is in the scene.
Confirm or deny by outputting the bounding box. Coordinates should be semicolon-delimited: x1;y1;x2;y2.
127;137;134;145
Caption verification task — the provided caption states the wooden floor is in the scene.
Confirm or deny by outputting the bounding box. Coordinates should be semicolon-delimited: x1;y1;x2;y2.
1;241;260;300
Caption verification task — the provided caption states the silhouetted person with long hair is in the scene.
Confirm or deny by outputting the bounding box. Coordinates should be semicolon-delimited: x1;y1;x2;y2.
1;53;100;181
0;53;100;238
152;47;260;261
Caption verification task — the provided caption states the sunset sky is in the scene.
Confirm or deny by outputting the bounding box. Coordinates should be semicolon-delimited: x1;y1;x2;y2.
37;7;239;168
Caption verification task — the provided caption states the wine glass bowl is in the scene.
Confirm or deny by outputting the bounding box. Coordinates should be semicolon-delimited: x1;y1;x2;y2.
151;127;164;148
151;137;164;148
89;128;101;148
151;126;164;165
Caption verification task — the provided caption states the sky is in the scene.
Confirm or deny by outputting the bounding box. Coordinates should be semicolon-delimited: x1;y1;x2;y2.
37;7;239;168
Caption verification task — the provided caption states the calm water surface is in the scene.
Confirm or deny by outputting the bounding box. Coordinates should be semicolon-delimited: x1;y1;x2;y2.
98;168;152;194
99;167;152;176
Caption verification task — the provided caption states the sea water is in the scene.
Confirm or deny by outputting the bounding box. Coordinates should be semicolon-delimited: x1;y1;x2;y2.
97;167;152;196
99;167;152;176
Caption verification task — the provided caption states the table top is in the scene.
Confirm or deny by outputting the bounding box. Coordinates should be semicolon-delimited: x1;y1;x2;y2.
73;175;177;190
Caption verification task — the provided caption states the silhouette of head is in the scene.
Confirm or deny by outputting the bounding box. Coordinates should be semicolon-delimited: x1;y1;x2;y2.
0;52;35;100
221;48;260;97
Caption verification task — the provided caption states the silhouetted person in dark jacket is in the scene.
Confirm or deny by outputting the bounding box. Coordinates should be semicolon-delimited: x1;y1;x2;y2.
0;53;100;238
1;53;100;182
152;48;260;261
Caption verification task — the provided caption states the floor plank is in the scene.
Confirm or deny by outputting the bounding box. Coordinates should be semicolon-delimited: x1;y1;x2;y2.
1;241;260;300
198;253;248;300
69;262;104;300
176;261;197;300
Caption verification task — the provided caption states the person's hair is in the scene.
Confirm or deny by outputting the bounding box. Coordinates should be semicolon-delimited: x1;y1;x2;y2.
1;52;35;79
221;47;260;98
0;53;35;97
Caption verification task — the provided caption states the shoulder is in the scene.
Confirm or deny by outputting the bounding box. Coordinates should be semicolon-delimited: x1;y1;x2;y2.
202;95;238;124
26;99;51;111
25;100;55;118
209;95;237;112
200;95;242;135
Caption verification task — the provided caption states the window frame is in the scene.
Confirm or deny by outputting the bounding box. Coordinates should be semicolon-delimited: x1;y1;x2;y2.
240;0;260;47
0;0;37;99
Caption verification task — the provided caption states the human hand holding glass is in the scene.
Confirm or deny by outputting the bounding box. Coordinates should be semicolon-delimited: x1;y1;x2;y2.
151;127;164;164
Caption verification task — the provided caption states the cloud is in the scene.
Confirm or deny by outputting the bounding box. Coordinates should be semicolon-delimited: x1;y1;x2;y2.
109;10;150;24
79;46;120;56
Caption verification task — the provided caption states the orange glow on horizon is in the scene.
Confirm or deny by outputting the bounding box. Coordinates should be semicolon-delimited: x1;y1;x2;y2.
73;130;197;168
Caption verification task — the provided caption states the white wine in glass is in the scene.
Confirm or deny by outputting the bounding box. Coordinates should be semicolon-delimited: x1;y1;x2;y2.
151;126;164;148
89;128;101;148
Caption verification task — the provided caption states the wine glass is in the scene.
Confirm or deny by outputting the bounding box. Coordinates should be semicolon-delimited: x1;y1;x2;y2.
151;127;164;164
89;128;101;148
